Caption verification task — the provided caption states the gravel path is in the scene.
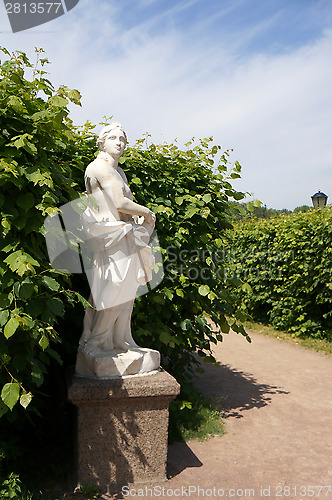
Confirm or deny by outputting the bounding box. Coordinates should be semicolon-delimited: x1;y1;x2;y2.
165;331;332;500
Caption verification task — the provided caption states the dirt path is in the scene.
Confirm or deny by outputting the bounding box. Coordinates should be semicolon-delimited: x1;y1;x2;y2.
164;331;332;500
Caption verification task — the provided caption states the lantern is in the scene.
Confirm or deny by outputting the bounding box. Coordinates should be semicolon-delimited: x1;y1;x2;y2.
311;191;328;209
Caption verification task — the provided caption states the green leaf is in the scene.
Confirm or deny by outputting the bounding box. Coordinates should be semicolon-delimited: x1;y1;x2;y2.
48;96;68;107
74;292;92;308
13;355;28;371
235;310;248;322
200;207;210;218
202;194;212;203
4;316;20;339
242;282;252;294
180;319;192;331
20;392;33;409
4;250;40;276
39;335;49;350
42;276;60;291
30;360;45;387
232;191;245;201
184;206;198;219
175;196;184;205
23;141;38;155
159;330;173;345
219;320;230;334
11;135;25;149
1;383;20;410
0;294;13;308
1;242;18;253
48;349;63;365
152;295;165;304
19;281;35;299
0;400;9;417
164;289;174;300
179;400;192;410
17;192;35;210
46;297;64;317
26;299;45;316
66;88;82;105
7;95;25;112
0;309;9;327
198;285;210;296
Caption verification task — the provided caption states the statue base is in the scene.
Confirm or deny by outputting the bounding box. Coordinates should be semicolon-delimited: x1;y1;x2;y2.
75;346;160;378
68;370;180;494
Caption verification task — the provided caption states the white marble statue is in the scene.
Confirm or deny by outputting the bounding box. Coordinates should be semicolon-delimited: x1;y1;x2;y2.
75;122;160;378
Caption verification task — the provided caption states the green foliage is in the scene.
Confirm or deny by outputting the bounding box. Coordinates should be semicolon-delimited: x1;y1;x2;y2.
169;391;225;443
76;484;100;499
227;208;332;339
245;320;332;355
0;47;85;417
0;472;23;499
293;205;311;213
230;201;292;220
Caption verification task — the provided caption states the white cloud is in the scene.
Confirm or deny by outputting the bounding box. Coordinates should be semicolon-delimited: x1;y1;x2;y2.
1;0;331;209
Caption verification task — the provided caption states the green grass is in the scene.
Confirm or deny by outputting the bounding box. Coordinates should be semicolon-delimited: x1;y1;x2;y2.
245;321;332;355
168;394;225;444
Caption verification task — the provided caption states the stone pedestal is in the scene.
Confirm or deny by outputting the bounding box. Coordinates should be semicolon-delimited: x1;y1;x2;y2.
68;369;180;495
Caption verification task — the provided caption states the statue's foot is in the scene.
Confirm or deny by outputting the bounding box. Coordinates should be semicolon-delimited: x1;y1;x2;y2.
75;344;161;378
80;342;117;356
113;340;140;351
113;342;130;351
125;339;140;348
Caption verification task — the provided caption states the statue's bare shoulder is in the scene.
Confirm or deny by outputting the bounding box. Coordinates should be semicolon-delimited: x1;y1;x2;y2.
84;158;122;192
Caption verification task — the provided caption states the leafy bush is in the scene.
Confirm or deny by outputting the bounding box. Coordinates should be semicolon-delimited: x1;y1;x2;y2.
0;47;87;419
227;208;332;338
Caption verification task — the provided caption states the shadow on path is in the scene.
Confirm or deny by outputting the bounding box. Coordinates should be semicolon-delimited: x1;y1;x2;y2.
167;441;203;478
194;362;289;419
167;361;290;478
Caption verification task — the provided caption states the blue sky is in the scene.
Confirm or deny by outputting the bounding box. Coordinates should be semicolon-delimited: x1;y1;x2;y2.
1;0;332;209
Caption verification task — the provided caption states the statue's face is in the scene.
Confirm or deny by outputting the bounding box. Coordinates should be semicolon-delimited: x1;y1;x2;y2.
103;129;126;158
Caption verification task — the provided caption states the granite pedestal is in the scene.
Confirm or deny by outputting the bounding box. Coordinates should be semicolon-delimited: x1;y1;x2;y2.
68;369;180;494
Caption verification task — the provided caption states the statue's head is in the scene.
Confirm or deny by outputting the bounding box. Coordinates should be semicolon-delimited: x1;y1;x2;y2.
97;122;127;154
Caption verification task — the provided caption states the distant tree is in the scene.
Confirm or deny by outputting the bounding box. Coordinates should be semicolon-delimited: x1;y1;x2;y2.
230;202;292;220
293;205;311;213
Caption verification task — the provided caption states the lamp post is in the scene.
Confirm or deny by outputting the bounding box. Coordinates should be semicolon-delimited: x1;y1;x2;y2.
311;190;328;209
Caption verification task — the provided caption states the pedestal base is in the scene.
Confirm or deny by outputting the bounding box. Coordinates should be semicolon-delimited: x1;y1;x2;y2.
68;370;180;494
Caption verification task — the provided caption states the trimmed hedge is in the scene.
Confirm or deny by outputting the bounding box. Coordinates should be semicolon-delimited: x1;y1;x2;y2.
227;208;332;339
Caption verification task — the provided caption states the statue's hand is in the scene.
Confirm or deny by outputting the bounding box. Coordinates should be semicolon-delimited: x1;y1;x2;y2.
144;210;156;229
